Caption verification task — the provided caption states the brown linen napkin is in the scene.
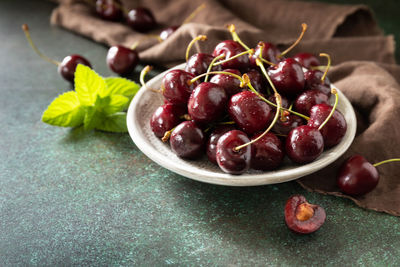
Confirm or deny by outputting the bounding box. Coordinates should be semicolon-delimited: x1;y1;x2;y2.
51;0;400;216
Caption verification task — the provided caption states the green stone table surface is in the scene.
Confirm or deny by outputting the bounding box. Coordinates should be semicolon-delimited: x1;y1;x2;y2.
1;0;399;266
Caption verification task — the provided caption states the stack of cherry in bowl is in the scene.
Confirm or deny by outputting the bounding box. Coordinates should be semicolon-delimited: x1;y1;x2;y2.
149;24;347;175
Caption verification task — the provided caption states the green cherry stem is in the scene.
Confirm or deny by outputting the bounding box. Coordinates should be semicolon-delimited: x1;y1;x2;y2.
185;35;208;61
318;88;338;131
162;127;175;142
182;3;206;24
140;65;159;93
212;49;254;66
373;158;400;167
189;71;243;85
257;42;277;67
227;24;251;51
204;54;225;82
278;23;307;58
319;53;331;83
256;58;279;95
22;24;61;66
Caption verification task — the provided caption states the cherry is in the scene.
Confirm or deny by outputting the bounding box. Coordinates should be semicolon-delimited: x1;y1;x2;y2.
249;42;281;67
206;125;236;165
250;132;284;170
307;103;347;148
293;52;320;69
160;25;179;41
285;195;326;234
161;70;199;105
106;45;139;75
210;69;242;96
267;58;305;98
212;40;249;70
22;24;91;83
126;7;157;33
188;82;228;124
304;69;331;96
267;94;290;109
228;91;272;135
216;130;251;174
95;0;123;21
185;53;222;76
245;69;267;95
272;114;304;136
285;125;324;164
170;121;205;159
294;90;329;116
150;103;185;138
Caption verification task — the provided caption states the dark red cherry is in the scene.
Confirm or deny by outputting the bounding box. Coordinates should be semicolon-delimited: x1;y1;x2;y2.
150;103;185;138
170;121;205;159
160;25;179;40
304;70;331;96
285;195;326;234
58;54;91;83
161;69;199;105
95;0;123;21
210;69;242;96
267;94;290;110
212;40;249;70
249;41;281;67
185;53;222;76
285;125;324;164
206;125;236;165
268;58;305;98
188;82;228;124
307;103;347;148
228;91;272;135
106;45;139;75
126;7;157;33
272;114;304;136
251;132;284;171
294;90;329;116
293;52;320;69
216;130;251;174
245;69;268;94
337;155;379;196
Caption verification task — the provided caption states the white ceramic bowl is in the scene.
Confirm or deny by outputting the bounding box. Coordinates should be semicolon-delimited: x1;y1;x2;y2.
127;63;357;186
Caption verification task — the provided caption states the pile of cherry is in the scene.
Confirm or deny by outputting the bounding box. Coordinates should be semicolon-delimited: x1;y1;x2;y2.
149;23;347;176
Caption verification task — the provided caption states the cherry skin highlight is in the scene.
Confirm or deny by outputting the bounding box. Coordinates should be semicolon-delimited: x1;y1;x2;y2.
250;132;284;171
293;52;320;69
126;7;157;33
161;69;199;105
206;125;236;165
150;103;185;138
160;25;179;40
106;45;139;75
294;89;329;116
185;53;222;76
212;40;249;70
170;121;205;159
58;54;91;83
337;155;379;196
304;69;331;96
210;69;242;96
216;130;251;174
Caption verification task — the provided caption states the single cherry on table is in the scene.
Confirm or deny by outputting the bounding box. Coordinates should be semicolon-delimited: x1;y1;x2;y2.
126;7;157;32
106;45;139;75
95;0;123;21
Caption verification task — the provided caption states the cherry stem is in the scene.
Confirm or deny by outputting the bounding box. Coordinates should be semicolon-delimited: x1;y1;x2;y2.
189;70;242;85
278;23;307;58
218;121;235;125
162;128;175;142
373;158;400;167
257;42;277;66
131;41;139;50
256;58;279;95
140;65;159;92
21;24;61;66
227;24;251;51
182;3;206;24
319;53;331;83
204;54;225;82
185;35;207;61
234;93;282;151
318;88;338;131
212;49;254;66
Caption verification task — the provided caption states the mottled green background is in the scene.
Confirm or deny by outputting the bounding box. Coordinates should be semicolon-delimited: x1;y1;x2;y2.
1;0;399;266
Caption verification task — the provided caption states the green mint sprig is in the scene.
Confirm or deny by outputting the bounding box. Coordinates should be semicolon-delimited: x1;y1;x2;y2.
42;64;139;133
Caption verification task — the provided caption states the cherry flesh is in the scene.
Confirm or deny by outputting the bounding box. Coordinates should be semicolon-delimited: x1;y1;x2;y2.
210;69;242;96
106;45;139;75
160;25;179;40
206;125;236;165
95;0;123;21
285;125;324;164
249;42;281;67
268;58;305;98
150;103;185;138
285;195;326;234
251;132;284;171
304;69;331;96
58;54;91;83
337;155;379;196
212;40;249;70
272;114;304;136
161;70;199;105
216;130;251;174
170;121;205;159
293;52;320;69
188;82;228;124
228;91;272;135
185;53;222;76
294;90;329;116
126;7;157;33
307;103;347;148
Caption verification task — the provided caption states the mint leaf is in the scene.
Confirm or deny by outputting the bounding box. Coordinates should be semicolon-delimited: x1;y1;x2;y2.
104;95;129;115
95;112;128;133
103;77;140;101
42;91;85;127
83;106;104;131
74;64;105;106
